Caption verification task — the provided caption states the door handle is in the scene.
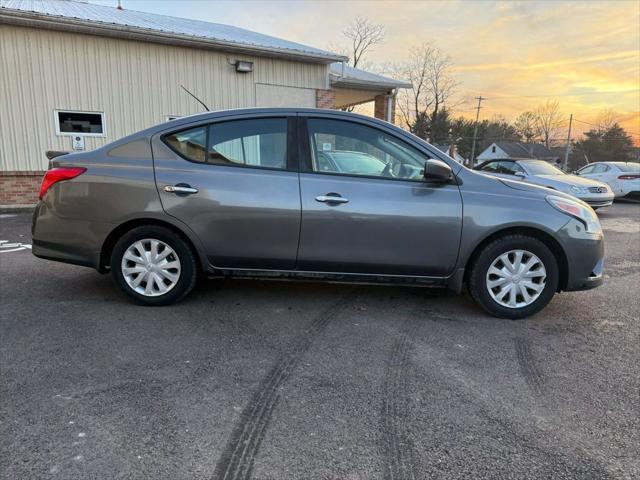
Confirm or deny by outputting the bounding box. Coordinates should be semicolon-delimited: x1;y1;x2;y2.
315;194;349;204
164;184;198;195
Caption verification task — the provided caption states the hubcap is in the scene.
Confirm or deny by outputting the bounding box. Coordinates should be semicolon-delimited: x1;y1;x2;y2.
121;239;181;297
486;249;546;309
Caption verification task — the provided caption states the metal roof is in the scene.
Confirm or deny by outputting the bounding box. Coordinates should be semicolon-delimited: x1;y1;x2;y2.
0;0;346;63
330;63;412;90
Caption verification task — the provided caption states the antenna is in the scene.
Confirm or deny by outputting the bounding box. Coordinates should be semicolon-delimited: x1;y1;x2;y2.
180;85;210;112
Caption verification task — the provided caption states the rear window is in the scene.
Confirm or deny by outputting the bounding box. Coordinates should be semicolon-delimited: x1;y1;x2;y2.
615;162;640;172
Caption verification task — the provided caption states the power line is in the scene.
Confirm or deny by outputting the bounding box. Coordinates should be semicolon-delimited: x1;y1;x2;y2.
464;90;638;100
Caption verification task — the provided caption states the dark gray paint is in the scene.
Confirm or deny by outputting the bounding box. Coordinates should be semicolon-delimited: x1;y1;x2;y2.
32;108;604;293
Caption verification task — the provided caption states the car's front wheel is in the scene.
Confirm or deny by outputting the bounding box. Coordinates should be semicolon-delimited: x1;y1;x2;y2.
110;226;198;305
468;235;559;319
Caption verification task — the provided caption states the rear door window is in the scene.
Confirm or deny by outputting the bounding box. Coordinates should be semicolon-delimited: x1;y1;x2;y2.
164;127;207;162
208;118;287;169
163;118;288;169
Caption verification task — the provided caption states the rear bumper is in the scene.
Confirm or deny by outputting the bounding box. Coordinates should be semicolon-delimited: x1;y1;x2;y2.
31;201;109;270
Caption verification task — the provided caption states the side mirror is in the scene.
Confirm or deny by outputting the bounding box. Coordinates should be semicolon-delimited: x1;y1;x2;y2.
514;171;526;178
424;159;453;183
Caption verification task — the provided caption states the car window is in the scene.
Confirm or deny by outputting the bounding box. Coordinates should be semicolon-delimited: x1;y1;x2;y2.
578;165;595;174
164;126;207;162
479;161;500;173
307;119;432;180
497;161;525;175
613;162;640;172
522;160;565;175
208;118;287;169
164;119;288;169
591;164;609;174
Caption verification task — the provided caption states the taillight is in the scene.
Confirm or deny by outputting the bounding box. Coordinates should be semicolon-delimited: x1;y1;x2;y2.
39;167;86;200
618;174;640;180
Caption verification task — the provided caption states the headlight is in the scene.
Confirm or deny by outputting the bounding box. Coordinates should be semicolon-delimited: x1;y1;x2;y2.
546;195;602;234
570;185;586;195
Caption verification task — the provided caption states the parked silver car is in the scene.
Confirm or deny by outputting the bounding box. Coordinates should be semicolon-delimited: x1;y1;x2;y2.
475;159;614;208
32;109;604;319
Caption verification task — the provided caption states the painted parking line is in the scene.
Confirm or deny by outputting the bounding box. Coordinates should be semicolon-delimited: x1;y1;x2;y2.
0;239;32;254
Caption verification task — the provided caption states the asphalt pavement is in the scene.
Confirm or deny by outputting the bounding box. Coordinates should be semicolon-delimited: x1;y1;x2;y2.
1;203;638;479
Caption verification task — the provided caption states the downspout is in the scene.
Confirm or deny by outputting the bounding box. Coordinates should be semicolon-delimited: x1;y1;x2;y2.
386;88;397;123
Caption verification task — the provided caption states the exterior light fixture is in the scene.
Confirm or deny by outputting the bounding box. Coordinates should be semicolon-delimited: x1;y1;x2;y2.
235;60;253;73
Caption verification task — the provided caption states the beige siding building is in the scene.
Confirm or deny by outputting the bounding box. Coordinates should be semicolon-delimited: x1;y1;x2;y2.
0;0;409;205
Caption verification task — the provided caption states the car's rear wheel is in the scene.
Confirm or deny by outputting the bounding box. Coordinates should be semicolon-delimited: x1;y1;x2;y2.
468;235;559;319
110;226;197;305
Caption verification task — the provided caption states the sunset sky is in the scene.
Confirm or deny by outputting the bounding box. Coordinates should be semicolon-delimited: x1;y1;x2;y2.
92;0;640;144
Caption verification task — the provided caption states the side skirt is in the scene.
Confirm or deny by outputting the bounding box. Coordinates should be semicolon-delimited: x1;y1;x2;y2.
206;267;458;289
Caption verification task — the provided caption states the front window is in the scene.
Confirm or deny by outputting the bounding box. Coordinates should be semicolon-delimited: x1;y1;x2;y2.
307;119;433;180
522;160;565;175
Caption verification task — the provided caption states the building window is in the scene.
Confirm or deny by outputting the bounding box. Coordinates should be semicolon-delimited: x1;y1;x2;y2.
491;145;496;153
55;110;105;136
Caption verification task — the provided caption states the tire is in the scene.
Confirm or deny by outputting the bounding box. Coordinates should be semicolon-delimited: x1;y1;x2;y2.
468;235;559;319
110;225;198;306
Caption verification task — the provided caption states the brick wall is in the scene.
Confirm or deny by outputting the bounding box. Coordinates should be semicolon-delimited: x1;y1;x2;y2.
0;172;44;206
374;94;395;123
316;89;336;109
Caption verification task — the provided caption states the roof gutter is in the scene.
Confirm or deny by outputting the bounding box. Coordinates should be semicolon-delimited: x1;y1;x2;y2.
330;76;412;91
0;9;348;64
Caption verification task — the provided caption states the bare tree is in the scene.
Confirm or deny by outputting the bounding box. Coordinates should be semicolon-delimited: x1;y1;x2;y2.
390;43;459;137
534;100;563;148
328;17;384;70
513;111;540;143
327;17;384;111
596;109;617;132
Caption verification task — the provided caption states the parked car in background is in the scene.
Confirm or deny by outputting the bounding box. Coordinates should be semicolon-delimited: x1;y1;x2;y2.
475;159;614;209
575;162;640;199
32;109;605;319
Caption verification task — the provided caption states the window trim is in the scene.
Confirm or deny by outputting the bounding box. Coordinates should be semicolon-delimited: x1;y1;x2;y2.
160;116;296;173
54;109;106;137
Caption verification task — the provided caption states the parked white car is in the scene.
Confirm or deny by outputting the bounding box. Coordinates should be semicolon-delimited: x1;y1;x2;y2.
576;162;640;199
475;159;614;209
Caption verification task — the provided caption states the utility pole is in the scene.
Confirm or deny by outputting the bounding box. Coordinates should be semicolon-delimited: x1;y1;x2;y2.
563;113;573;171
470;96;484;167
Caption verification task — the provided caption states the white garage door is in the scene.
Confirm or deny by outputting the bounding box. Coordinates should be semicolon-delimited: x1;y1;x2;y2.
255;83;316;108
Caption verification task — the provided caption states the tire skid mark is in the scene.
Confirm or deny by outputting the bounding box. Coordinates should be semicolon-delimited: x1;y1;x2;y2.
515;337;545;396
213;292;355;480
380;319;420;480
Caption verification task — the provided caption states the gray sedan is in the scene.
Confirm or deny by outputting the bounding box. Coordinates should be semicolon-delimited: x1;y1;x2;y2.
475;159;614;208
32;108;604;319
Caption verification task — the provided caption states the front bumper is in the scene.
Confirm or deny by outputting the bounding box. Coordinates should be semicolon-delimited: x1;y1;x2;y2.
579;195;614;208
557;218;605;292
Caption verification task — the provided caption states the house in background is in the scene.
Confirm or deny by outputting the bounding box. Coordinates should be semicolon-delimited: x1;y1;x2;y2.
0;0;409;206
475;142;559;166
433;143;466;164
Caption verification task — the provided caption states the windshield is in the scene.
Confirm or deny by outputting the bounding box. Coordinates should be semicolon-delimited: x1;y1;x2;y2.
522;160;565;175
331;152;385;174
614;162;640;172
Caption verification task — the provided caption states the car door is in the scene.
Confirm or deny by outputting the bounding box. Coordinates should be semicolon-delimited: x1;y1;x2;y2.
296;116;463;277
152;115;301;270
